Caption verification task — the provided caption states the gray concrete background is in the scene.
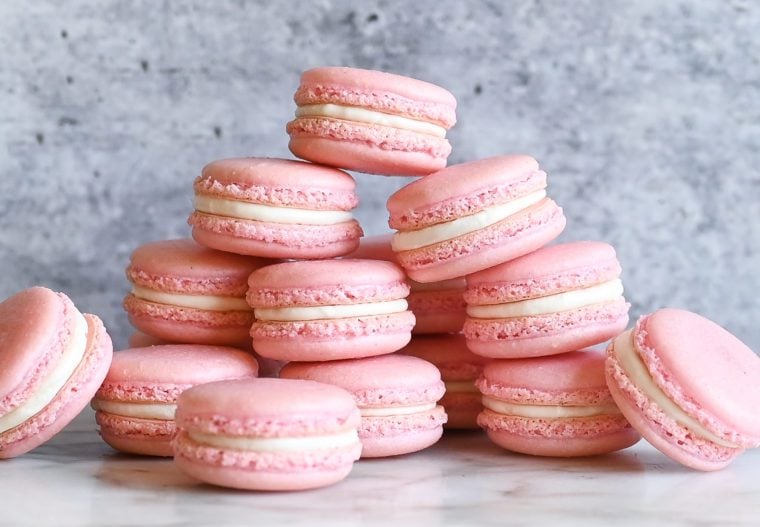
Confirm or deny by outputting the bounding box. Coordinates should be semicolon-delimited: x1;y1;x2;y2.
1;0;758;352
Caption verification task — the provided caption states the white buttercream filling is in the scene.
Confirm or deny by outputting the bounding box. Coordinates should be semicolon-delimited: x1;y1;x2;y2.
188;428;360;452
0;311;89;433
482;395;621;419
254;299;408;322
444;381;479;393
409;278;466;293
613;331;738;448
466;279;624;319
360;402;437;417
91;400;176;420
296;103;447;138
194;195;353;225
132;286;251;312
391;190;547;252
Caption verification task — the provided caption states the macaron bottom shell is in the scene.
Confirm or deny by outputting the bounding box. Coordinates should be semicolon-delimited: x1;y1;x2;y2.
439;392;483;430
96;414;175;457
359;406;448;458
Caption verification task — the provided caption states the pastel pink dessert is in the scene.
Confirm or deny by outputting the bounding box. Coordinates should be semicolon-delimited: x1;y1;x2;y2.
477;350;640;457
247;259;415;362
399;334;489;429
173;378;362;491
347;234;466;334
0;287;113;458
188;157;363;258
287;66;457;176
124;239;270;346
280;355;447;457
464;241;629;358
387;155;566;282
606;309;760;471
92;344;259;457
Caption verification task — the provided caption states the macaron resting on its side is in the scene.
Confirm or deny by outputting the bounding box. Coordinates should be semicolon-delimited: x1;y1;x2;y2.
247;259;415;362
387;155;566;282
124;239;269;346
280;355;447;457
347;234;467;334
477;350;640;457
188;158;363;258
606;309;760;471
173;378;362;491
92;345;259;457
0;287;113;458
464;241;630;358
287;67;457;176
399;334;489;429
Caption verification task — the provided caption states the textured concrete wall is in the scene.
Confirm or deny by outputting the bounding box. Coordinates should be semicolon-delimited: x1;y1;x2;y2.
1;0;758;351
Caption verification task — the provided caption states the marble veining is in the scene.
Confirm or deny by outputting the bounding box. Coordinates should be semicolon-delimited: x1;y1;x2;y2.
1;410;758;526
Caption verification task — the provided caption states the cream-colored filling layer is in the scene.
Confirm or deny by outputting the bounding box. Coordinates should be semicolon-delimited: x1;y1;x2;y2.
296;103;447;138
254;299;408;322
466;279;623;319
360;402;437;417
132;286;250;312
482;395;621;419
410;278;466;293
91;400;176;420
188;428;360;452
444;381;479;393
194;195;353;225
613;331;738;448
391;190;547;252
0;311;89;433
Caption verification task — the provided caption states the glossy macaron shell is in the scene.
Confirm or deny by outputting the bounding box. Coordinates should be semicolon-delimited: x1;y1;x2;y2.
477;350;640;457
0;287;113;458
247;259;415;362
124;239;268;346
606;309;760;471
280;354;447;457
188;157;363;258
173;378;362;491
463;241;630;358
386;155;566;282
287;67;457;176
93;344;260;457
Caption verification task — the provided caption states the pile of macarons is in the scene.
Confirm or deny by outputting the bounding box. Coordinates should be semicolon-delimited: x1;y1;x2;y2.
1;67;759;491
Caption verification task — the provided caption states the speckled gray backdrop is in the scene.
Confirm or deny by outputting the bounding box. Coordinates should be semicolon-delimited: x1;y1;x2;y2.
1;0;758;352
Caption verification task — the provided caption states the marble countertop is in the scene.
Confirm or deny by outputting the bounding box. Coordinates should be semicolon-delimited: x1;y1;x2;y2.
3;410;758;527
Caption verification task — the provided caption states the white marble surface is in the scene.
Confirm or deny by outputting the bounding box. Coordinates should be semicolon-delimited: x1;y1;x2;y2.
3;409;758;527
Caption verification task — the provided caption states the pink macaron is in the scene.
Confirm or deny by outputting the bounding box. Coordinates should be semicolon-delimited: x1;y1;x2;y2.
347;234;466;334
246;259;416;362
0;287;113;458
124;239;270;346
286;66;457;176
173;378;362;491
92;344;259;457
464;241;630;358
477;350;640;457
606;308;760;471
280;354;447;457
387;155;566;282
399;334;489;429
188;157;363;258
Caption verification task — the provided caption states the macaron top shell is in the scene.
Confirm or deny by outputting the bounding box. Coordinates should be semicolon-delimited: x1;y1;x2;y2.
126;239;270;295
97;345;260;402
465;241;622;303
478;350;614;406
0;287;77;414
246;259;409;307
175;378;360;437
280;354;445;407
387;155;545;230
399;334;489;381
295;67;457;127
195;157;358;211
634;309;760;444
